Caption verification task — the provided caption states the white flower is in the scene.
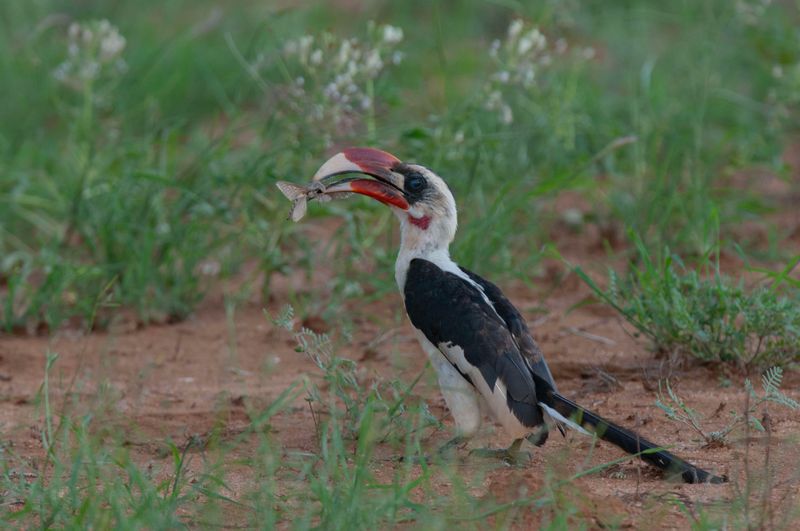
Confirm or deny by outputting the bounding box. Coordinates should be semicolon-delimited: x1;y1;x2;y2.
324;82;339;100
772;65;784;78
299;35;313;50
55;19;127;87
486;90;502;110
562;208;584;227
80;61;99;80
582;47;596;60
508;19;524;39
486;20;553;93
298;35;313;62
489;39;501;58
454;130;464;144
336;39;352;66
518;35;534;55
492;70;510;83
555;38;567;54
381;25;404;44
52;63;69;82
500;104;513;124
100;31;126;61
364;49;383;74
521;68;535;86
275;22;404;132
529;29;546;51
735;0;772;23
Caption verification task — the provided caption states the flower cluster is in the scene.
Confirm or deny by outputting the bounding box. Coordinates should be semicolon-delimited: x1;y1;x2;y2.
489;20;549;88
768;61;800;122
483;19;553;125
735;0;773;25
274;22;404;144
53;20;127;90
480;19;594;126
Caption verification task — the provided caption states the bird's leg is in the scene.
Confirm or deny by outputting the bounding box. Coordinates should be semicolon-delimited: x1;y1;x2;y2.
469;438;531;466
436;434;470;457
526;424;550;447
399;434;469;464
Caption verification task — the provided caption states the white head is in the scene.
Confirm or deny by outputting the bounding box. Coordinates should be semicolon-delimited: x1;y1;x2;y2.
311;147;458;255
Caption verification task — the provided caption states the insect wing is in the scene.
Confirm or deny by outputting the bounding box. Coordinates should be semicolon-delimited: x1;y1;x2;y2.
276;181;308;201
288;197;308;222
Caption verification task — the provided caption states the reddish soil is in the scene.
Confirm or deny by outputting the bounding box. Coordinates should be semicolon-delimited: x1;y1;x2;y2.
1;220;799;528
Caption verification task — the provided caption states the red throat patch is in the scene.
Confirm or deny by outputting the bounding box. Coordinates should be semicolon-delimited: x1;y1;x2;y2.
408;215;431;230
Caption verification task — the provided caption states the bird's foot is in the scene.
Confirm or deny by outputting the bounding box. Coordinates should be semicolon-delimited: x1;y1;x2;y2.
398;454;430;465
399;435;469;464
469;439;531;467
436;435;469;458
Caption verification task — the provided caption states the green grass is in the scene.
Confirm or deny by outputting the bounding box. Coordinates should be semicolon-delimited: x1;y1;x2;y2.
656;366;799;445
575;241;800;371
1;311;611;529
3;313;798;528
2;0;799;330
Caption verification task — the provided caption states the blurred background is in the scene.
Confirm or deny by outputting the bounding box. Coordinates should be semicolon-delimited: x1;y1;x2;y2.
2;0;798;332
3;2;800;528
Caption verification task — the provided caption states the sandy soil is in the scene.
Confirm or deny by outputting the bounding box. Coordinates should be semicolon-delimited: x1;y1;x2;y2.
1;217;799;528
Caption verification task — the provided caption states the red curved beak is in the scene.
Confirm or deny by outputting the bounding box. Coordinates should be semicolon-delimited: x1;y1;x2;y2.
312;147;409;210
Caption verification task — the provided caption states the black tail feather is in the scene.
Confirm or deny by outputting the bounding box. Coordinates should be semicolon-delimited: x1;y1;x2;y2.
547;390;727;484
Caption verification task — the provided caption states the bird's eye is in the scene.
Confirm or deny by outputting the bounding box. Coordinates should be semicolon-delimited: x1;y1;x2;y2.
405;174;425;193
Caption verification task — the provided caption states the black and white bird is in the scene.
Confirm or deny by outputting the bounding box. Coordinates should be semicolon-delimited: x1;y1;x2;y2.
309;147;725;484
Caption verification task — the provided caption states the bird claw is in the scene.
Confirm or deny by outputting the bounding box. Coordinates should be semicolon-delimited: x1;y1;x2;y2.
398;435;470;464
399;437;534;467
437;435;469;457
398;454;431;465
469;446;531;467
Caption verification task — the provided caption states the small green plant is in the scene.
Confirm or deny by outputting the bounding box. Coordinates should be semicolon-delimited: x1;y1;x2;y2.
660;366;800;530
248;21;405;152
269;305;439;443
576;243;800;371
656;367;799;445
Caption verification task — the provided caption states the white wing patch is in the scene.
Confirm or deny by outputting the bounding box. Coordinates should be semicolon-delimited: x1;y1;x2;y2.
412;329;482;436
438;341;530;440
540;403;592;436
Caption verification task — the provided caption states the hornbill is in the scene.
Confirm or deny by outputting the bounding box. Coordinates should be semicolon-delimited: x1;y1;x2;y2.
307;147;726;484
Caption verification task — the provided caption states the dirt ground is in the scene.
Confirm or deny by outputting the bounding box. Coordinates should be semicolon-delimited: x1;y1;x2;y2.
1;217;799;528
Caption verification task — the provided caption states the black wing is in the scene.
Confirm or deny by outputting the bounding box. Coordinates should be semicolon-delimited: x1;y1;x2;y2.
459;267;558;395
404;258;545;429
459;269;724;481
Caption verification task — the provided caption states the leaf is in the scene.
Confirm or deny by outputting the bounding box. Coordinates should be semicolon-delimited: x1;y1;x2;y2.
761;366;783;395
749;416;765;432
